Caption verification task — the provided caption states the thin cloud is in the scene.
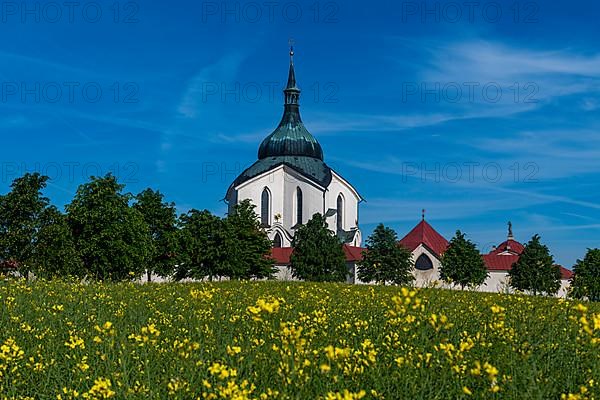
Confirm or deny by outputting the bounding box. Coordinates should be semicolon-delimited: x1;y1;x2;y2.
177;53;246;119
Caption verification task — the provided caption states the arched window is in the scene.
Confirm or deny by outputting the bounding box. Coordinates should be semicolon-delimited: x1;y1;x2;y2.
415;254;433;270
336;194;344;232
296;187;303;225
273;232;282;248
261;188;270;226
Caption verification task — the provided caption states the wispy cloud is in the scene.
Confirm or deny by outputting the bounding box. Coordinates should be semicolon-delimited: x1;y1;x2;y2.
0;49;99;77
155;52;248;175
177;53;246;119
470;128;600;178
418;39;600;102
360;194;542;225
427;40;600;78
289;40;600;136
306;104;536;134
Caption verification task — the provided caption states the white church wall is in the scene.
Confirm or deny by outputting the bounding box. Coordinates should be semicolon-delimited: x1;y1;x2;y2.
478;271;571;297
326;172;361;238
235;166;286;229
282;167;326;228
479;271;512;294
410;245;443;287
233;165;330;245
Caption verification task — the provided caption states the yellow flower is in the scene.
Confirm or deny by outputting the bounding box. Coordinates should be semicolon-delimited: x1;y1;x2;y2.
227;345;242;355
64;335;85;350
82;377;115;399
76;356;90;372
574;303;588;313
325;390;366;399
491;305;505;314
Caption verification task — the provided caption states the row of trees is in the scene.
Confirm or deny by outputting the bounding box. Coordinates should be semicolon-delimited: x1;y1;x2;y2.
356;224;599;299
439;232;563;295
281;214;598;300
0;173;350;283
0;173;274;281
0;173;598;300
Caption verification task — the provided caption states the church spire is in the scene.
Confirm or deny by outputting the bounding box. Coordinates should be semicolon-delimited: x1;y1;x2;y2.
286;45;297;89
256;43;324;161
284;43;300;106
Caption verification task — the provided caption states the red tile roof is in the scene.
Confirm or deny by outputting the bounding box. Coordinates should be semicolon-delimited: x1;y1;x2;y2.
482;254;519;271
270;229;575;282
0;260;18;271
399;220;449;257
489;239;524;255
559;266;573;280
483;254;574;280
270;245;364;264
343;245;364;262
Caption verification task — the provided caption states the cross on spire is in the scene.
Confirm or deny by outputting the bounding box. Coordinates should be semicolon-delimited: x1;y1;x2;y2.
422;209;426;221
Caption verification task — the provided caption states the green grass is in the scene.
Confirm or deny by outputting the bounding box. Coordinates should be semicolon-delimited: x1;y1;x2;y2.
0;279;598;399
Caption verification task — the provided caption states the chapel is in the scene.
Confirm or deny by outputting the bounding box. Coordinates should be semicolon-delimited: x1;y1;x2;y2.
225;47;362;247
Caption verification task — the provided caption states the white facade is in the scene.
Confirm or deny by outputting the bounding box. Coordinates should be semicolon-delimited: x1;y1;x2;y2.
325;171;361;241
410;245;444;288
408;256;572;297
477;271;571;297
229;165;362;247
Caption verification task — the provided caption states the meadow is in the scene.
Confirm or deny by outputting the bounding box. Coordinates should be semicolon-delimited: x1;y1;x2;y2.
0;279;598;399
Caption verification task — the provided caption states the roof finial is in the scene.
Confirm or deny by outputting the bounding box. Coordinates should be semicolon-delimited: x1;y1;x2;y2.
507;221;513;240
288;38;295;64
284;40;299;101
422;209;426;221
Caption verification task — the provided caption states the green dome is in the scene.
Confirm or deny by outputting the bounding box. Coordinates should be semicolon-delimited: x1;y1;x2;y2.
257;53;324;161
227;47;332;200
257;105;324;160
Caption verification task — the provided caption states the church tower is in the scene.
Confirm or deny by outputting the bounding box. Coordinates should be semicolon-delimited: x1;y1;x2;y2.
225;47;362;247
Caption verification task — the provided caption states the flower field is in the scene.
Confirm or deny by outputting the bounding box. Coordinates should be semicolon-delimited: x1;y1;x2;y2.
0;280;598;399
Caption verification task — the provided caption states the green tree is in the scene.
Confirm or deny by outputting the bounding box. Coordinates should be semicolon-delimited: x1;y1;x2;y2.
569;248;600;301
33;206;82;279
0;173;50;278
175;209;231;281
134;189;179;282
509;234;561;296
290;213;347;282
358;224;413;285
225;200;275;280
440;230;488;289
66;174;151;281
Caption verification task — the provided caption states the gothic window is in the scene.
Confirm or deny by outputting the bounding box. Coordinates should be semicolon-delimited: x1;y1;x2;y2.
415;254;433;270
261;188;270;226
336;194;344;232
296;187;303;225
273;232;282;248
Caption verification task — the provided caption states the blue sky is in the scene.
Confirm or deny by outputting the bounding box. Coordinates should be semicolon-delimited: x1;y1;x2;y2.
1;0;599;267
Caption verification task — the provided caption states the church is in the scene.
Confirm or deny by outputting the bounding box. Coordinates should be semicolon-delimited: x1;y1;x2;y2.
225;47;362;248
225;48;573;295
